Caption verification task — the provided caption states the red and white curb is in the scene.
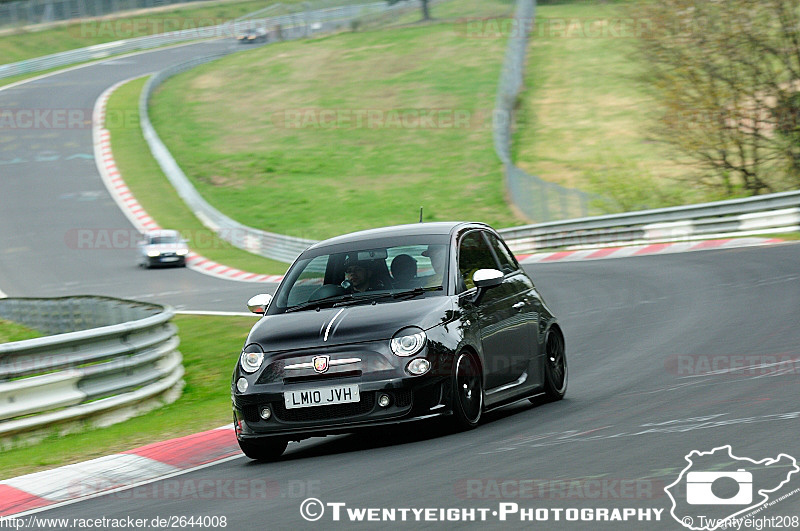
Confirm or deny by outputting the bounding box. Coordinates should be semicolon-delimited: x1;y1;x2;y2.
0;426;240;517
517;237;784;264
92;79;284;284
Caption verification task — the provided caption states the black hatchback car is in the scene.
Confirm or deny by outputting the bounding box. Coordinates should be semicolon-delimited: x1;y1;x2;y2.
232;222;567;460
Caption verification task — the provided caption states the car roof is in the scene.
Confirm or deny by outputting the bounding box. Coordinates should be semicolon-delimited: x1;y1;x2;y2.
305;221;491;251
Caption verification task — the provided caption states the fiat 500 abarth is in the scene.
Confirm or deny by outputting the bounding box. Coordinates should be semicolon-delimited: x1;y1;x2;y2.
232;222;567;460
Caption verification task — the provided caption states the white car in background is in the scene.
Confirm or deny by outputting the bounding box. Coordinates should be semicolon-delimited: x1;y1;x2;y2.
137;230;189;269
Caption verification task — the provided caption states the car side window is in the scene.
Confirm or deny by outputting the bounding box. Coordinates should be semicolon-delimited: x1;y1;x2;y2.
458;231;498;291
486;233;519;274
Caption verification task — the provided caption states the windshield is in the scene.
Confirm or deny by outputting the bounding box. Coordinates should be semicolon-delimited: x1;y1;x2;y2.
270;240;449;313
149;236;180;245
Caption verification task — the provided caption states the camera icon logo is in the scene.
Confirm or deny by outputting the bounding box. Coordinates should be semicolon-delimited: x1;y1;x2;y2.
686;469;753;505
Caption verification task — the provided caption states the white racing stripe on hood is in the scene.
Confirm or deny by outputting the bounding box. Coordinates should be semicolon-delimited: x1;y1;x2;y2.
323;308;345;342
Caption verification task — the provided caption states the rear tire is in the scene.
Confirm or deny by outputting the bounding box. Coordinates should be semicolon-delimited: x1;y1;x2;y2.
450;351;483;430
238;438;288;461
542;327;567;401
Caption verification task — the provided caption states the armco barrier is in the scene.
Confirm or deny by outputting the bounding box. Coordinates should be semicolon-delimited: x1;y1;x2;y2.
497;190;800;252
0;296;182;440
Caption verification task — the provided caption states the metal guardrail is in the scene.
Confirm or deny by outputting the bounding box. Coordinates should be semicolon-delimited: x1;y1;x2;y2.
0;296;181;439
494;0;608;223
498;190;800;252
139;0;431;262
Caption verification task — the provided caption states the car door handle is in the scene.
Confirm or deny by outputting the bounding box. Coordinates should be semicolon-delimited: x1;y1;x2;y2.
512;301;526;310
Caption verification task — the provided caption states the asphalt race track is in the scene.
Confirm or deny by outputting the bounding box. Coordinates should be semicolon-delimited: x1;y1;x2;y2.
0;40;274;312
26;244;800;529
2;39;800;531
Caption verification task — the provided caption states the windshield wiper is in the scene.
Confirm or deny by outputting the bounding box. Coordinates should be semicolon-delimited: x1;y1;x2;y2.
332;286;443;307
284;293;354;313
392;286;443;299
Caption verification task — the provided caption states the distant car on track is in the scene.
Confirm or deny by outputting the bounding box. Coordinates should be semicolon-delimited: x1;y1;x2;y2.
232;222;567;461
237;27;268;44
137;229;189;268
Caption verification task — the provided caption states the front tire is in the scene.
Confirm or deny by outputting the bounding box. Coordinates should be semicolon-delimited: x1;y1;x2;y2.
451;351;483;430
542;327;567;401
238;437;288;461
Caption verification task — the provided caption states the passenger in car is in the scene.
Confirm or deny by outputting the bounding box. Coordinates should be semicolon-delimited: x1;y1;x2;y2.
390;254;418;287
421;245;446;288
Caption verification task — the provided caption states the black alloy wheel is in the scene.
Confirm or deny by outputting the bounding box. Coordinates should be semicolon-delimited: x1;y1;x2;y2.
452;351;483;429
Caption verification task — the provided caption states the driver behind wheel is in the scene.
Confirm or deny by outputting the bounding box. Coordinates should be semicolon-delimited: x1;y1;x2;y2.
343;259;385;292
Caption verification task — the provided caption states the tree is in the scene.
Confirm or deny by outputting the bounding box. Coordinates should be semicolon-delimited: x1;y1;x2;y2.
633;0;800;196
387;0;430;22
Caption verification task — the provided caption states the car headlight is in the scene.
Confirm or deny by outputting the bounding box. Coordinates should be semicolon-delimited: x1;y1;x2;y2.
240;344;265;373
177;248;189;256
391;329;426;357
147;249;160;257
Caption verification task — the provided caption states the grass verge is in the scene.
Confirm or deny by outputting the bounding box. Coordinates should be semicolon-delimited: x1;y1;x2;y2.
148;0;527;241
513;2;704;212
107;76;291;274
0;314;253;480
0;319;41;343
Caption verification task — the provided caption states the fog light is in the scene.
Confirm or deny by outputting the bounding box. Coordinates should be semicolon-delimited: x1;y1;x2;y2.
406;358;431;376
259;406;271;420
378;394;391;408
236;377;248;393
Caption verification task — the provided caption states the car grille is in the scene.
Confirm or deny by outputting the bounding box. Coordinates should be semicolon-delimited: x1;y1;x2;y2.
282;370;361;385
394;389;412;408
274;392;376;422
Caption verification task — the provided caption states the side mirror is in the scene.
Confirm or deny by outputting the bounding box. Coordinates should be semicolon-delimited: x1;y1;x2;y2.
473;269;503;289
247;293;273;314
472;269;503;305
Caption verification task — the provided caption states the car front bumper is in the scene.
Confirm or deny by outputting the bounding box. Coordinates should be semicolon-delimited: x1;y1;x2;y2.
147;255;186;266
233;375;451;441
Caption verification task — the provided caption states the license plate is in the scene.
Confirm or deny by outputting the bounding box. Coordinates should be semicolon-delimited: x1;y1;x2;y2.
284;384;360;409
161;256;178;262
